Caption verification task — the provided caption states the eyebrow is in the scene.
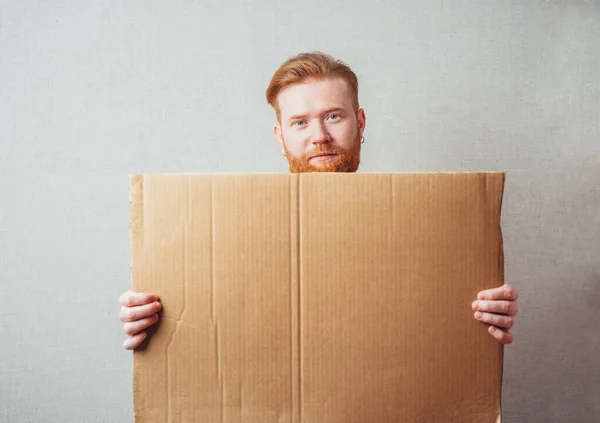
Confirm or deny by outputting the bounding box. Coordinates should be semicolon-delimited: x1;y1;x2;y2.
287;107;345;122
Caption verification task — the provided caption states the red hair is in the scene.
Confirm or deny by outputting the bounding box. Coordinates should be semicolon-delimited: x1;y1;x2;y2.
266;52;360;121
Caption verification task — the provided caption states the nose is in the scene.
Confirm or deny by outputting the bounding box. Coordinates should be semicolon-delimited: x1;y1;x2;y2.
311;121;331;145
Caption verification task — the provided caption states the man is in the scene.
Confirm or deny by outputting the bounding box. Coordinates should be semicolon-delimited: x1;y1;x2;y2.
119;51;519;350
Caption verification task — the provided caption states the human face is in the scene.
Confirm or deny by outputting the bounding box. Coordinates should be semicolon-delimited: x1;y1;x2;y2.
273;78;366;173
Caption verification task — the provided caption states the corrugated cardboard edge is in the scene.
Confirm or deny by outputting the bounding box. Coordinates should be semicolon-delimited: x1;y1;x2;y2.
129;174;144;422
497;171;507;423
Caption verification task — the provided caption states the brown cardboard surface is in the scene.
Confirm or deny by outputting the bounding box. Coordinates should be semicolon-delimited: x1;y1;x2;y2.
130;172;505;423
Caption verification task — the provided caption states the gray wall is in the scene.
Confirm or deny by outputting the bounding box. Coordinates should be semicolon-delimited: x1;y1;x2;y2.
1;1;598;422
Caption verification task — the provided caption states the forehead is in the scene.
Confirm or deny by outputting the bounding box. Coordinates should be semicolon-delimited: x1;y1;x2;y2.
277;78;353;119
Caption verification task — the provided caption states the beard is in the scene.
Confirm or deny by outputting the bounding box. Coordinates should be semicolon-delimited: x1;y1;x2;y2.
283;130;362;173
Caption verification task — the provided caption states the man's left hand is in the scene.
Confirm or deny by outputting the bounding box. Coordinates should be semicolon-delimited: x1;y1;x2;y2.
472;284;519;345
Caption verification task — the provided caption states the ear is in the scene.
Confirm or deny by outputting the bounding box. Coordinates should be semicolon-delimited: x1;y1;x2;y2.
356;108;367;136
274;124;284;147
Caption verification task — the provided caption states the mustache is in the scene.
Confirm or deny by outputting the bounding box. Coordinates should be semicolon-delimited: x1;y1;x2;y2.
305;145;346;158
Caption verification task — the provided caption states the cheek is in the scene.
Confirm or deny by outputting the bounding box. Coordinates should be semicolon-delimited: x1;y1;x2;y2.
282;130;307;154
332;123;357;146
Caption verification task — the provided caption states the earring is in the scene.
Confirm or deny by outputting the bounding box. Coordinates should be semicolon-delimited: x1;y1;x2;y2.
360;135;365;144
281;148;286;156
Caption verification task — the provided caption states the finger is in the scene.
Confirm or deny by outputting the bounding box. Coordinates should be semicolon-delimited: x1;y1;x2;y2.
123;314;159;336
477;284;518;301
472;299;518;316
474;311;515;329
120;291;159;307
120;301;162;322
488;325;514;345
123;331;147;350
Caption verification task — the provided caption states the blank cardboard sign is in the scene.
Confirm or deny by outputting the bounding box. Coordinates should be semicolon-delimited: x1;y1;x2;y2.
130;172;505;423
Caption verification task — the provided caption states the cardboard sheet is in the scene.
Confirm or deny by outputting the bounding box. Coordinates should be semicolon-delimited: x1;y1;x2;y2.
130;172;505;423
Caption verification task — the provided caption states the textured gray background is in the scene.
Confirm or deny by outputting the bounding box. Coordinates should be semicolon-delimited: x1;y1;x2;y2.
1;1;599;422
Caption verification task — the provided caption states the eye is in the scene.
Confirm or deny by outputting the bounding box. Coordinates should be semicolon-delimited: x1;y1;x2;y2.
327;114;341;121
292;120;306;127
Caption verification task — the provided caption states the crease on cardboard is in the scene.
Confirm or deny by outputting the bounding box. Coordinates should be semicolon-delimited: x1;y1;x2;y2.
289;175;294;423
209;175;217;329
129;175;144;419
389;174;396;235
129;175;144;249
297;175;302;423
209;175;223;395
163;178;193;423
289;174;301;423
138;176;144;240
239;375;244;422
210;176;224;423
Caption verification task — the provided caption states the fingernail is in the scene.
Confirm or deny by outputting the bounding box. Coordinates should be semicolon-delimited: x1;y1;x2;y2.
475;311;483;319
472;301;479;309
490;326;497;333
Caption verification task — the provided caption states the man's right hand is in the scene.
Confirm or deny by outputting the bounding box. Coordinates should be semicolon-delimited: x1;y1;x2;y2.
119;290;162;350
